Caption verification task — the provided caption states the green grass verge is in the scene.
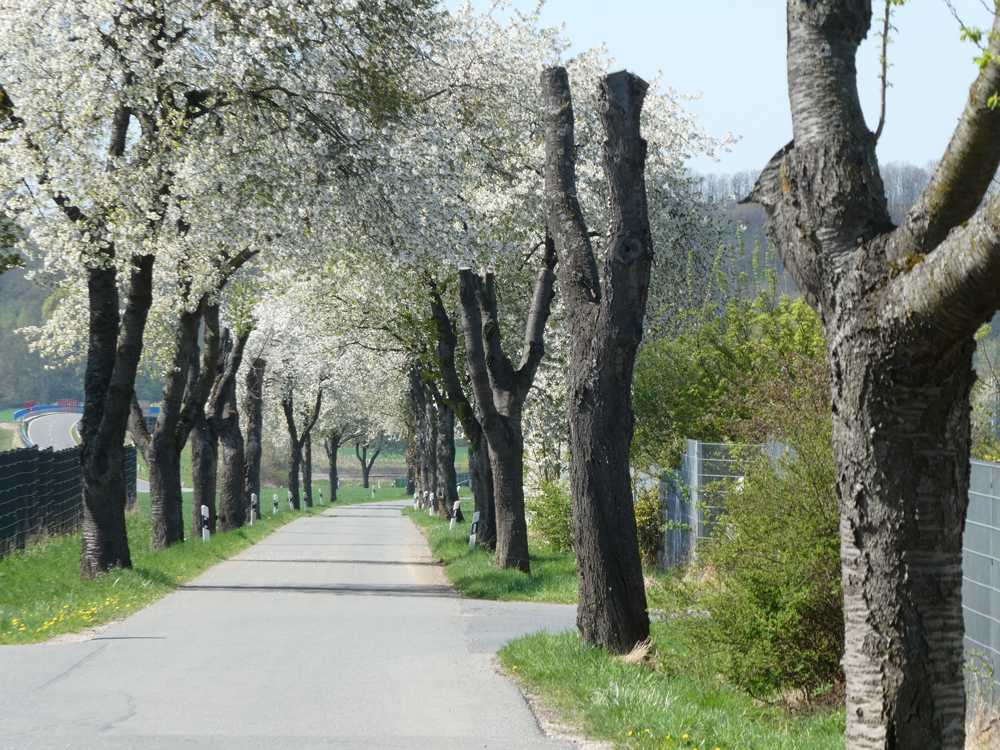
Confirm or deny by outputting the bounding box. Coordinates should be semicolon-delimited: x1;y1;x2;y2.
402;505;578;604
0;429;11;452
0;491;326;644
499;630;845;750
0;408;16;422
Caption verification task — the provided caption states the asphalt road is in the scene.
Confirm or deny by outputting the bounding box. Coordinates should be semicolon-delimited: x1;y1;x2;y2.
25;412;80;451
0;501;580;750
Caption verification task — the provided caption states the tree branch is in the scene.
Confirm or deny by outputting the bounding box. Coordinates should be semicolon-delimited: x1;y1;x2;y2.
514;237;557;399
889;9;1000;262
541;67;601;315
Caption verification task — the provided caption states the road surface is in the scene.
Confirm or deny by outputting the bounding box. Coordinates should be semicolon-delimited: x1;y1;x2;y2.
0;501;580;749
25;412;80;451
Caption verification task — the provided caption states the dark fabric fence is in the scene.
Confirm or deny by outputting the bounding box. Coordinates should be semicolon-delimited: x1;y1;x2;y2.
0;445;137;558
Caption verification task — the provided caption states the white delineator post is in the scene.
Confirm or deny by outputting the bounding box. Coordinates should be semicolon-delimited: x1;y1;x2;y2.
413;492;419;510
287;490;292;510
469;511;480;548
201;505;210;542
250;493;257;526
371;486;376;500
450;500;461;531
319;488;323;504
428;492;435;517
273;493;278;515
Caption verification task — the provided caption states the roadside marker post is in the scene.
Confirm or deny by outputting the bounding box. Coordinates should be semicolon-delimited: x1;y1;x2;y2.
413;492;419;510
287;490;292;510
371;486;375;500
201;505;210;542
319;488;323;504
450;500;461;531
250;493;257;525
469;511;480;548
428;492;435;516
273;494;278;514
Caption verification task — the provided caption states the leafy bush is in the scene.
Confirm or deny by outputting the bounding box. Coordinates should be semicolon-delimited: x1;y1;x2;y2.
699;349;842;701
632;481;663;569
526;479;574;553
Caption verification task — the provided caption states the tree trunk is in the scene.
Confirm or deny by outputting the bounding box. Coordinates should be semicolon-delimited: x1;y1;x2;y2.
739;3;1000;745
190;409;218;537
355;440;381;491
79;252;154;578
282;384;323;511
324;434;341;502
427;293;496;547
409;372;432;505
216;330;249;532
302;432;313;508
283;392;302;510
541;68;651;652
467;443;497;549
455;247;556;573
243;357;266;512
434;396;459;520
130;299;221;550
424;397;438;511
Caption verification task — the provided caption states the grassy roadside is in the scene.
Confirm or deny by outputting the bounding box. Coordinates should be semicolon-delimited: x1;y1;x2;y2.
499;630;844;750
403;506;844;749
0;491;327;644
402;505;578;604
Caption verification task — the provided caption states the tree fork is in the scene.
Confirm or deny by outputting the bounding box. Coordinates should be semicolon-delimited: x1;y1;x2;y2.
541;66;651;653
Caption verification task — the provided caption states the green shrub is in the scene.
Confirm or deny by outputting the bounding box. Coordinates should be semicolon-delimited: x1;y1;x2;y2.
526;479;574;552
632;481;663;569
699;379;842;701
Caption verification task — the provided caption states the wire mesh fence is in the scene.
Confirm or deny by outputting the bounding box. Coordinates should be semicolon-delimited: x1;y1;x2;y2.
0;445;136;558
661;440;1000;687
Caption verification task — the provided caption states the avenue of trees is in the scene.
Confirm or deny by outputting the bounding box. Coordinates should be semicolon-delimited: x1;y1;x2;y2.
8;2;1000;748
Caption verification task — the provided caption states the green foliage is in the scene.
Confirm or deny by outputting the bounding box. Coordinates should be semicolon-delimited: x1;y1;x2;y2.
633;238;841;701
700;438;842;700
498;630;845;750
632;481;663;569
403;505;578;604
632;283;826;468
525;479;574;553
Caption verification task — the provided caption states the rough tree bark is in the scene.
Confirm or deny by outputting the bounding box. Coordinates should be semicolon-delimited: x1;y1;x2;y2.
456;242;557;573
409;369;433;506
430;390;460;520
282;385;323;510
129;298;219;549
73;102;153;577
303;432;313;508
429;287;496;547
214;329;250;531
738;3;1000;747
541;67;651;652
189;339;218;537
243;357;266;514
322;429;352;502
80;252;154;577
424;392;439;512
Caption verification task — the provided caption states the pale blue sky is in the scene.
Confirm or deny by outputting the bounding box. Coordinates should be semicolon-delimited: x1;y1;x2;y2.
445;1;993;175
